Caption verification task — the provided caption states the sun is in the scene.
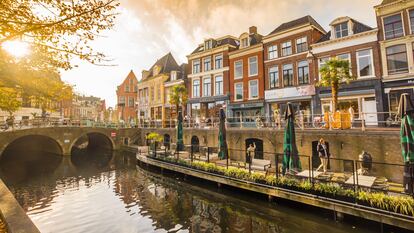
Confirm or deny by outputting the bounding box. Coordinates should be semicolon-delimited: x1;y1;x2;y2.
1;40;30;58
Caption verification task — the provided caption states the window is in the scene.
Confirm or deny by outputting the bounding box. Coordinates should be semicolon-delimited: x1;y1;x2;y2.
357;49;373;77
410;10;414;34
125;84;130;92
235;83;243;100
134;85;137;92
193;60;200;74
383;14;404;39
249;80;259;99
203;57;211;71
241;37;249;48
214;54;223;69
282;41;292;56
334;22;349;38
205;40;213;50
386;44;409;74
248;56;258;76
193;79;200;97
128;97;134;107
296;37;308;53
235;60;243;79
118;96;125;105
151;87;154;101
269;66;279;89
319;57;329;72
297;61;309;85
268;45;278;59
203;77;211;97
215;75;223;95
157;85;161;101
171;71;177;81
283;64;294;87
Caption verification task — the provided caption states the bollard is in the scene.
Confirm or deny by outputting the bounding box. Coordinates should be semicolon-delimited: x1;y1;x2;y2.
191;145;194;163
248;151;252;174
207;147;210;163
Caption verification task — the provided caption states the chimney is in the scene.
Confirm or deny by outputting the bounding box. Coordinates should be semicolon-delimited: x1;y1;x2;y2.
249;26;257;34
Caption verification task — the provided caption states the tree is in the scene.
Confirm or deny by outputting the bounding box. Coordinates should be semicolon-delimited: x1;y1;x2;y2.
0;87;21;117
317;58;354;112
0;0;120;70
169;84;188;115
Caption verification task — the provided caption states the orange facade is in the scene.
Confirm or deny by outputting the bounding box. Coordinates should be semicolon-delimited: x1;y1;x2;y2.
116;70;138;123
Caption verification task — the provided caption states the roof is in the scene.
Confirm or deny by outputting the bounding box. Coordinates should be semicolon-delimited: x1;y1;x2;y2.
381;0;400;4
141;52;181;81
190;36;239;55
317;18;374;43
268;15;326;36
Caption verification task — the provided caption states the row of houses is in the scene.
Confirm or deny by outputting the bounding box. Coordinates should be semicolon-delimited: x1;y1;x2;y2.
116;0;414;126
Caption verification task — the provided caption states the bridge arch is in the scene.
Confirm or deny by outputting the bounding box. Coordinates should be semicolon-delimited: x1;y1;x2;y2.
0;134;63;159
70;131;115;153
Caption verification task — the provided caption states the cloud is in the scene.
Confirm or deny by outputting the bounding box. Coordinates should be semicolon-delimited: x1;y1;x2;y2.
61;0;381;107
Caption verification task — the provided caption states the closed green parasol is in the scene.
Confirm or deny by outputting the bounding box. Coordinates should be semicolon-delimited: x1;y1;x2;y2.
177;111;184;152
398;93;414;194
282;103;301;175
218;108;228;160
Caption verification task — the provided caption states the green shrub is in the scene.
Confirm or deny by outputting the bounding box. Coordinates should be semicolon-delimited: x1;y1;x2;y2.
250;172;266;183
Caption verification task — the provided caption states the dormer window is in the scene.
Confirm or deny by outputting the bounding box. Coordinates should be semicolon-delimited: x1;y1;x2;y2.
171;71;177;81
205;40;213;50
335;22;348;38
153;65;161;76
241;37;249;48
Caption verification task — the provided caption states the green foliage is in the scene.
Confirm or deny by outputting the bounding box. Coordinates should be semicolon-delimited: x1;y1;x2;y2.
317;58;354;111
146;133;163;142
0;87;21;115
169;84;188;113
357;192;414;216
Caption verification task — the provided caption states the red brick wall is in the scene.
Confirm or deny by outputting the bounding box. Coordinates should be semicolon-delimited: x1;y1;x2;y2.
229;49;264;102
116;73;138;121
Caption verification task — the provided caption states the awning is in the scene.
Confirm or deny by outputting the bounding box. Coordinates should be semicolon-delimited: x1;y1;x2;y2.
319;89;375;99
265;95;313;103
188;95;229;104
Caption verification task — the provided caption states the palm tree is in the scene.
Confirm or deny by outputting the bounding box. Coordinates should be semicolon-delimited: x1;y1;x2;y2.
169;84;188;116
318;58;354;112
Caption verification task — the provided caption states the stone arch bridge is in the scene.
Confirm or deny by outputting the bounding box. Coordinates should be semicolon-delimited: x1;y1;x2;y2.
0;127;140;156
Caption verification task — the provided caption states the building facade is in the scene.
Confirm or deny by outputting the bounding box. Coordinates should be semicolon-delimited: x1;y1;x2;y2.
186;36;239;121
116;70;138;124
137;53;182;127
228;26;265;122
375;0;414;115
164;63;188;125
312;16;384;125
263;16;326;122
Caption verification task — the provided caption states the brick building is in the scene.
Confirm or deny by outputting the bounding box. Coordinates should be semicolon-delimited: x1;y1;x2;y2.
263;16;326;122
228;26;265;122
312;16;384;126
116;70;138;123
374;0;414;115
186;35;239;121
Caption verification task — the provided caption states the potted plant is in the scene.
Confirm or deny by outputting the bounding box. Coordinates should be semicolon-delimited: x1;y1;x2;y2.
146;133;163;156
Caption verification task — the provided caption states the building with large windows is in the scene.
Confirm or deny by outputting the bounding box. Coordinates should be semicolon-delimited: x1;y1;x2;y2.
263;16;326;122
186;35;239;122
312;16;384;126
116;70;138;124
228;26;265;123
137;52;182;127
374;0;414;115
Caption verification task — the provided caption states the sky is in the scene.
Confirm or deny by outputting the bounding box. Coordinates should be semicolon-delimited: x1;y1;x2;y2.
60;0;381;107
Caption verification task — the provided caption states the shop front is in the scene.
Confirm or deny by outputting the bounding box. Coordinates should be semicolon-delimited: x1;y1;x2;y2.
187;95;228;125
227;101;265;127
265;85;316;125
383;78;414;114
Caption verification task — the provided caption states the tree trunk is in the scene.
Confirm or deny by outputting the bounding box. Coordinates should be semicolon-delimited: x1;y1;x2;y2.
331;82;339;112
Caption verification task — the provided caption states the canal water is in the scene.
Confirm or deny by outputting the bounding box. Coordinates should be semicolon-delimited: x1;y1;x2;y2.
0;151;383;233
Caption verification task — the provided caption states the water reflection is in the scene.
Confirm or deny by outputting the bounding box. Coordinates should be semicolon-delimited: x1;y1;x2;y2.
0;152;378;233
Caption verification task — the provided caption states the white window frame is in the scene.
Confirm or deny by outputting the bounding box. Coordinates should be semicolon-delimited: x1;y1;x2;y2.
296;37;308;53
334;22;349;38
337;53;352;75
248;56;258;77
234;60;243;79
203;56;211;72
318;57;330;79
214;75;224;96
408;8;414;34
214;54;223;69
268;45;278;60
281;41;292;56
192;78;200;98
234;82;243;101
241;36;249;48
192;59;200;74
269;66;279;89
202;76;212;97
248;80;259;100
356;48;375;78
382;12;405;40
171;71;177;81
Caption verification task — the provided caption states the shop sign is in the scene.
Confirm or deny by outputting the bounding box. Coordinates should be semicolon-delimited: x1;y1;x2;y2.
111;132;117;137
230;103;264;109
265;85;315;100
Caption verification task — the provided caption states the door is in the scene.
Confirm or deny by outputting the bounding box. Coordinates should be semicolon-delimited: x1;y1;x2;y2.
363;98;378;126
